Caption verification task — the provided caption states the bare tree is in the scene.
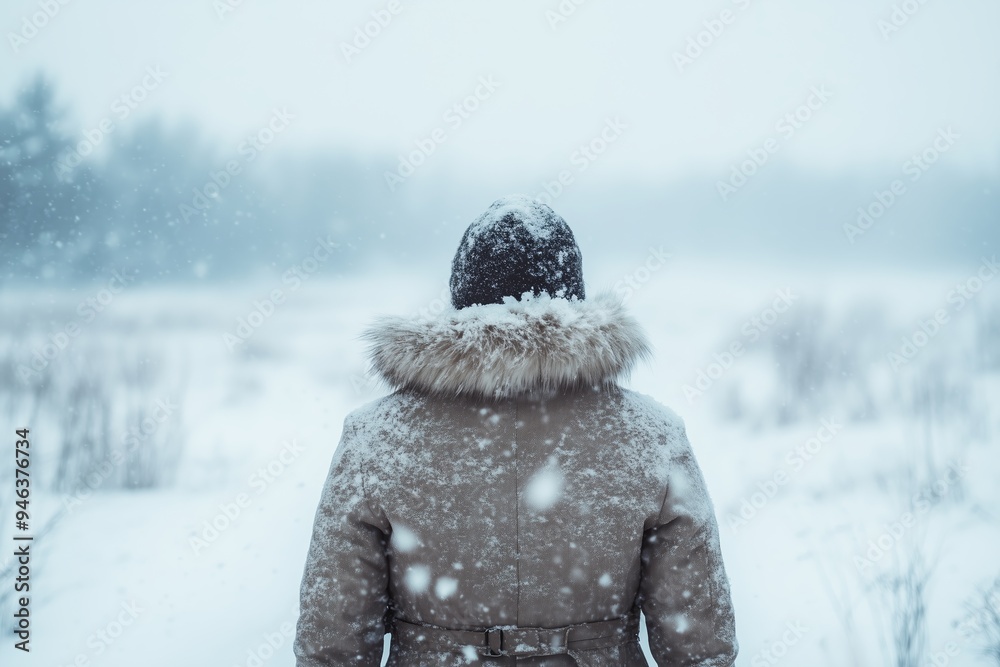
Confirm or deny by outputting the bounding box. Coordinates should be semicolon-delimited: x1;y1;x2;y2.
962;576;1000;665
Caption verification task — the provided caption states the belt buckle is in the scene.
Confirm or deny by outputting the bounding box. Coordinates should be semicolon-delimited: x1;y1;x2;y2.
484;627;505;656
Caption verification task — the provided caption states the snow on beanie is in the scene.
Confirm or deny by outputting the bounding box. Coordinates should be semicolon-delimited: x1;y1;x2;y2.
449;195;586;309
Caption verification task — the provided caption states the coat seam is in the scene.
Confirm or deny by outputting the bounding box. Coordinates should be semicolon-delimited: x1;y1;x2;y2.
513;399;520;626
354;420;381;527
653;432;673;528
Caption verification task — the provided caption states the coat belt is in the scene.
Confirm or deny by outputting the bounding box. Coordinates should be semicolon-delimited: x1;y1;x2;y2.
392;609;641;657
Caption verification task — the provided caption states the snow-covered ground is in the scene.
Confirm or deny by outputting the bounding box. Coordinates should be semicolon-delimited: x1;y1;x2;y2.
2;258;998;666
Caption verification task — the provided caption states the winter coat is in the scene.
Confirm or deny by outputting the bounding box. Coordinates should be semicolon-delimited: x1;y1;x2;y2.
293;291;738;666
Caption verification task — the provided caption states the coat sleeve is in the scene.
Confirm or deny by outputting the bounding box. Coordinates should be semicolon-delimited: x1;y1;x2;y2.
293;414;391;666
637;420;738;667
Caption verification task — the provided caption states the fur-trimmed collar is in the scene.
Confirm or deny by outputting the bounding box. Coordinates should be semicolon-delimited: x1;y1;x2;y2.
360;291;653;400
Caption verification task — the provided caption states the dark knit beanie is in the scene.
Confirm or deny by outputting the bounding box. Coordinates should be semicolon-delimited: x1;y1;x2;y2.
450;194;585;309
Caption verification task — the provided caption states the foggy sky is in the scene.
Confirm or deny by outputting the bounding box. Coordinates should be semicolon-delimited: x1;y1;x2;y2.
3;0;999;183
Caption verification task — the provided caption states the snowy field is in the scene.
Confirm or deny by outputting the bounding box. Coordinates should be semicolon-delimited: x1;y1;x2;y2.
1;257;999;667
